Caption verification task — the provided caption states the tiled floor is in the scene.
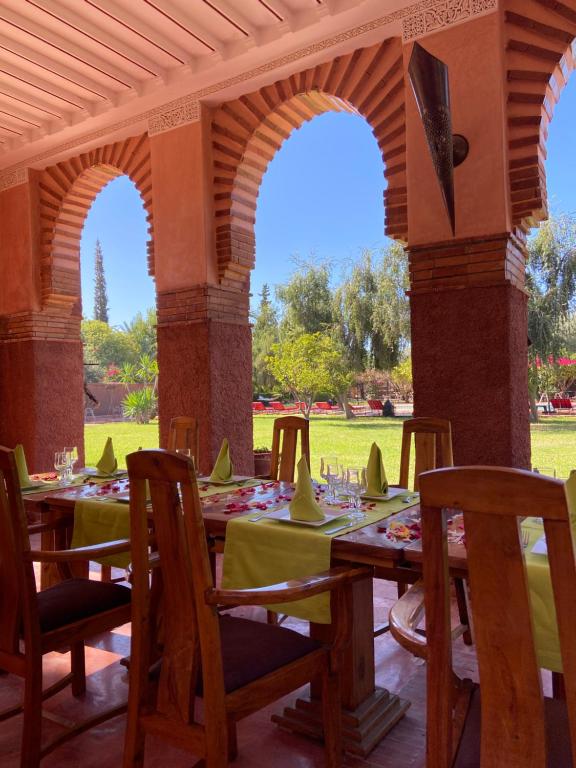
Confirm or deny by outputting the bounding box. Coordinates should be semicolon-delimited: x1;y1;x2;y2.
1;573;477;768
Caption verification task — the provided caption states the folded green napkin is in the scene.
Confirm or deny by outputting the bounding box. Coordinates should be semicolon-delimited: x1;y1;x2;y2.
96;437;118;476
14;444;31;488
366;442;388;496
210;438;233;482
289;457;324;522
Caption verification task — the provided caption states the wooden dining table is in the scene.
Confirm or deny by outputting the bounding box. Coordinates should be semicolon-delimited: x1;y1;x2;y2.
22;478;456;757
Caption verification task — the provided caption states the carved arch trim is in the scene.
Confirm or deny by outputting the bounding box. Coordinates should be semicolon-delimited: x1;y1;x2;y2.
39;132;154;312
211;36;407;287
504;0;576;232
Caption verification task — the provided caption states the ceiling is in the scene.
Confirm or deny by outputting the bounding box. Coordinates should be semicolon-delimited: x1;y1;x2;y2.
0;0;413;170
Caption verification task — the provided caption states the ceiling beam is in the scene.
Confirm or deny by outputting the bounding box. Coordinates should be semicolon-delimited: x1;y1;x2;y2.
0;57;94;113
30;0;169;81
0;33;117;103
88;0;193;66
0;5;143;91
144;0;227;58
260;0;296;30
0;81;72;122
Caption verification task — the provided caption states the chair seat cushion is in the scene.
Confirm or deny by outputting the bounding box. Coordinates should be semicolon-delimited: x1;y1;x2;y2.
199;615;322;694
454;686;573;768
36;578;131;634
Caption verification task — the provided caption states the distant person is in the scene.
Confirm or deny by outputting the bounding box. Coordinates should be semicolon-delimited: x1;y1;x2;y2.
84;381;99;409
383;399;394;417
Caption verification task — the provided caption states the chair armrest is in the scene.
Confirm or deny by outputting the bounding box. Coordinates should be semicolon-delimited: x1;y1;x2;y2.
26;539;131;562
205;565;372;607
389;580;427;659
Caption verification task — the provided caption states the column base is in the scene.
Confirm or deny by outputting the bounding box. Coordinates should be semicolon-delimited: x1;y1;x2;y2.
272;687;410;757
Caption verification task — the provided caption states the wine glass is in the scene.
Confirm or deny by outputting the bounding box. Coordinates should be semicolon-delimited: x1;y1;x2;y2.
320;456;339;503
54;451;67;483
64;446;78;480
346;467;367;520
532;467;557;477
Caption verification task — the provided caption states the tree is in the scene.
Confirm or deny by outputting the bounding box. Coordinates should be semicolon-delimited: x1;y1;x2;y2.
93;239;109;323
276;263;334;335
267;332;353;418
122;308;157;359
333;244;409;372
81;319;137;378
251;284;279;393
527;214;576;418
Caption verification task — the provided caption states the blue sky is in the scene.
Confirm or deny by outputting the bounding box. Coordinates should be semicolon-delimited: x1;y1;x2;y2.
80;78;576;327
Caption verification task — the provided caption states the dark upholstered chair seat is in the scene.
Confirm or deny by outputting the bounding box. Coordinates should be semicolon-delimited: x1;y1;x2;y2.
36;578;131;634
454;687;573;768
197;615;322;694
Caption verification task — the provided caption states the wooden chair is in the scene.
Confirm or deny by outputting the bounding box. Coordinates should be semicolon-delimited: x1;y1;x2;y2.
375;417;467;638
390;466;576;768
269;415;310;482
399;417;454;491
167;416;200;466
0;445;132;767
124;449;367;768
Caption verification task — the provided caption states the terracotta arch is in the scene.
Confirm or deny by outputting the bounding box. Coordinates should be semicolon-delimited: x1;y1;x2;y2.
504;0;576;232
39;132;155;313
211;36;407;287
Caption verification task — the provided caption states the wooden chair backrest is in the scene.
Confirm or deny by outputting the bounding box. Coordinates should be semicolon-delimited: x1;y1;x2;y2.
167;416;200;466
419;466;576;768
398;417;453;491
0;446;40;661
269;416;310;482
126;449;226;735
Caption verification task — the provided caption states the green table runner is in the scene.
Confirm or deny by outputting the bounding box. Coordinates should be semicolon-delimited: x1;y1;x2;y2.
523;518;563;673
71;499;131;568
222;495;418;624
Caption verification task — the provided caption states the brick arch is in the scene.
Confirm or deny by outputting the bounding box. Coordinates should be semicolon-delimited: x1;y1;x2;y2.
212;36;407;287
39;132;154;312
504;0;576;233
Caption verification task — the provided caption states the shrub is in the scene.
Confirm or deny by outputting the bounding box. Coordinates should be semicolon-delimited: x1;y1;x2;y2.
122;386;157;424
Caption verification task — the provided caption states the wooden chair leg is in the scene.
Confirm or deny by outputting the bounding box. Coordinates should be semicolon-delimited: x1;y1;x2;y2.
227;720;238;761
552;672;566;700
266;610;279;625
101;565;112;582
321;668;342;768
397;581;407;598
21;661;43;768
454;578;473;645
71;641;86;696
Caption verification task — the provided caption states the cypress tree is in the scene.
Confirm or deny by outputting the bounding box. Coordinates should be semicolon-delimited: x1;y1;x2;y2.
93;238;109;323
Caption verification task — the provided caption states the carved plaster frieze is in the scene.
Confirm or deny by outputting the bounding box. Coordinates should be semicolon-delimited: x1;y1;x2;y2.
0;166;28;192
148;97;200;136
402;0;497;41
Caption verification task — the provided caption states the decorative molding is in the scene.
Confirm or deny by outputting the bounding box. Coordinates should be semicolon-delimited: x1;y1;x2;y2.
402;0;498;42
1;0;487;174
156;284;249;326
148;96;200;136
0;166;28;192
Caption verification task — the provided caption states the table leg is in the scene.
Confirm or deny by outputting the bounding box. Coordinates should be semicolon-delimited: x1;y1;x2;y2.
272;573;410;756
39;504;88;590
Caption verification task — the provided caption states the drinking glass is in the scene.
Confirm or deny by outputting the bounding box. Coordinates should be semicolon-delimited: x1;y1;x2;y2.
176;448;191;458
54;451;67;483
64;446;78;480
320;456;339;503
346;467;367;520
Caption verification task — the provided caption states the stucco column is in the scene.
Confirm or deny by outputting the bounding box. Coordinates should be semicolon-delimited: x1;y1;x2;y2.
151;107;253;474
408;235;530;467
0;174;84;471
405;14;530;467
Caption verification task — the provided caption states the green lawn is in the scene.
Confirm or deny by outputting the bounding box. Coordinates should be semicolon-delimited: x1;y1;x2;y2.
85;414;576;480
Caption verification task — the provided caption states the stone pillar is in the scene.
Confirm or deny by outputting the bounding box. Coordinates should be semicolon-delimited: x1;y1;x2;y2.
409;234;530;467
404;13;531;468
0;173;84;471
157;286;252;475
151;106;253;474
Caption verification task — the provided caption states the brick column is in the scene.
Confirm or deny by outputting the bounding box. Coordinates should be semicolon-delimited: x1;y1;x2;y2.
156;284;253;475
408;232;530;468
0;312;84;471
